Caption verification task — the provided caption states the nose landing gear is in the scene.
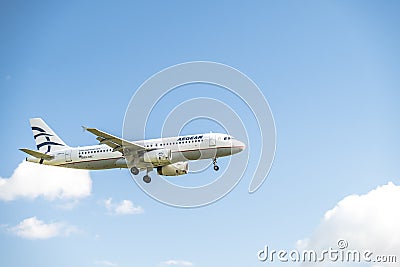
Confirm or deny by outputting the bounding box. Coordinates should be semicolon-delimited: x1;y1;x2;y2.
213;158;219;171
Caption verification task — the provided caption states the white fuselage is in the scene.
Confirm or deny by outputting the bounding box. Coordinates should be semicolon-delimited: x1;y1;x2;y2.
26;133;245;170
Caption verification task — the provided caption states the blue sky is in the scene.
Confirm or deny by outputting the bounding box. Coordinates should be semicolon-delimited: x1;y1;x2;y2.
1;1;400;267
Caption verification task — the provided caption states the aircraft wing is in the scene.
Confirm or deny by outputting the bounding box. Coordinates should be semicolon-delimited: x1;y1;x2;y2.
83;127;146;153
20;148;54;160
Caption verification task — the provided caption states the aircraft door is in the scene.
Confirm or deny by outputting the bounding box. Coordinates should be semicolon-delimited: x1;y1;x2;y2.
65;150;72;162
209;135;216;147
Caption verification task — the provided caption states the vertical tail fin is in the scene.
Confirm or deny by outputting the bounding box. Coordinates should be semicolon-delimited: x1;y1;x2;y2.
29;118;69;153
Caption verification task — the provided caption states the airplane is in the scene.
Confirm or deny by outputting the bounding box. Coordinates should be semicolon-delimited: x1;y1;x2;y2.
20;118;246;183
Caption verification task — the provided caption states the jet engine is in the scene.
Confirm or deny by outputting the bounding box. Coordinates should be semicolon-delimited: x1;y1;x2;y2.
143;149;172;164
157;162;188;176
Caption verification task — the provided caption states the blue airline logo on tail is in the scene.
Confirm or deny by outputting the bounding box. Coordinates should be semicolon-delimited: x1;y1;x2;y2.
31;126;65;152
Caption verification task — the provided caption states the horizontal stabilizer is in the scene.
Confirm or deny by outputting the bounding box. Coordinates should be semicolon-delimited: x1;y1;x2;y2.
19;148;54;160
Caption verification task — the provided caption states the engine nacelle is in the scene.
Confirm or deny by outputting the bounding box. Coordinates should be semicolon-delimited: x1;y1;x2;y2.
157;162;188;176
143;149;172;164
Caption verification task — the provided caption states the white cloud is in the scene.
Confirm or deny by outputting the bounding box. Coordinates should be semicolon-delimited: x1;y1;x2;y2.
0;161;92;201
9;216;78;240
104;198;144;215
297;182;400;266
94;260;118;267
161;260;194;266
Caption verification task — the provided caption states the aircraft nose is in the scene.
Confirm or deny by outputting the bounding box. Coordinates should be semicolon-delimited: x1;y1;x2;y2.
234;139;246;153
238;140;246;152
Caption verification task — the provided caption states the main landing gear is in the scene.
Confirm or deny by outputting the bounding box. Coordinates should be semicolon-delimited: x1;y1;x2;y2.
130;166;152;183
130;166;139;175
213;158;219;171
143;175;151;183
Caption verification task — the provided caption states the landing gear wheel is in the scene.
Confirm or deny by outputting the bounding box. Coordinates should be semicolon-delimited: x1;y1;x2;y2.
143;175;151;183
130;167;139;175
212;158;219;171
